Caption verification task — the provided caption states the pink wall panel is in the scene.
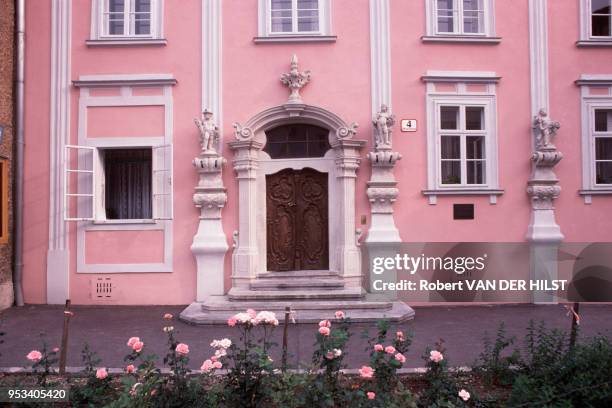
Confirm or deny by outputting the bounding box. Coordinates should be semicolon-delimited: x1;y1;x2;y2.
84;230;165;264
87;105;165;138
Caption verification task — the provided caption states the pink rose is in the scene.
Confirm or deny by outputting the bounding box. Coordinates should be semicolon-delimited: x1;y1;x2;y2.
334;311;345;319
396;331;405;341
318;319;331;328
325;351;334;360
211;355;217;362
52;347;60;353
163;313;173;320
430;350;444;363
367;391;376;400
175;343;189;355
458;389;470;401
359;365;374;379
227;317;237;327
385;346;396;354
132;341;144;353
246;309;257;318
374;344;383;352
318;326;330;336
126;364;135;373
213;361;222;369
201;359;213;372
394;353;406;364
26;350;42;362
96;368;108;379
127;337;140;347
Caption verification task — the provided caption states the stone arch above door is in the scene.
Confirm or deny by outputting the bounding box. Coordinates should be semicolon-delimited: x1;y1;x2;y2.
229;103;365;290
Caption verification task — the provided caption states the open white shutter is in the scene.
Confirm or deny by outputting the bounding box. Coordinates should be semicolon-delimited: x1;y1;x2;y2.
152;144;173;220
64;145;96;221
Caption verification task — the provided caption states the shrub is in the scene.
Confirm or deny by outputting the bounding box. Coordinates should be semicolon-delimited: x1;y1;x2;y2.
473;322;520;385
70;343;114;407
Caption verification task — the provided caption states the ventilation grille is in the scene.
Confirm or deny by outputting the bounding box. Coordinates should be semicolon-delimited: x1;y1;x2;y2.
91;277;113;300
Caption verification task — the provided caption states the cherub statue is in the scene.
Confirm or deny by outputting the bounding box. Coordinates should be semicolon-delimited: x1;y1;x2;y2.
533;109;560;150
194;109;219;153
373;104;395;149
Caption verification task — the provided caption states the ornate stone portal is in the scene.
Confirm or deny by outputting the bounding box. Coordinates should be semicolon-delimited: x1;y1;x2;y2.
181;57;414;323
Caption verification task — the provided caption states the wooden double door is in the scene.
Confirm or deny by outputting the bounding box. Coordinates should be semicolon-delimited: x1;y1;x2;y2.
266;168;329;271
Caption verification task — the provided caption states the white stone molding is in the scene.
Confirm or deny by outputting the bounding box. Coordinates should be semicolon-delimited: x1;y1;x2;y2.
191;110;229;301
366;105;402;243
229;103;365;287
528;0;549;117
421;70;501;84
73;74;176;88
202;0;223;147
280;55;311;104
369;0;392;113
526;110;563;242
47;0;72;304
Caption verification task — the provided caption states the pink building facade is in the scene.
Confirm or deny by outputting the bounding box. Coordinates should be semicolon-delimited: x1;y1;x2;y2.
21;1;612;320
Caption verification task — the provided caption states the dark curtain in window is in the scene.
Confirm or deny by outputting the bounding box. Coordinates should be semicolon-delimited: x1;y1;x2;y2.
104;149;152;219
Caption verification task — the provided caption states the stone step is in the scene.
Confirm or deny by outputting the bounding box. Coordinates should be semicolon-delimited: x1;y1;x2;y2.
179;297;416;325
228;287;364;301
256;270;340;279
250;277;345;291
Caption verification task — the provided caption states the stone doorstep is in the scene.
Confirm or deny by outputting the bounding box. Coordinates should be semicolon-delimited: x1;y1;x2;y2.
179;298;415;325
228;287;365;301
249;277;346;291
256;270;340;279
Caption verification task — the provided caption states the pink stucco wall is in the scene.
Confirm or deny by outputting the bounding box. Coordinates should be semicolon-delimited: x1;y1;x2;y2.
21;0;612;305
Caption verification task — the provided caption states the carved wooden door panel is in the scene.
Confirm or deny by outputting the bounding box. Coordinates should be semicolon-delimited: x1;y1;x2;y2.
266;168;328;271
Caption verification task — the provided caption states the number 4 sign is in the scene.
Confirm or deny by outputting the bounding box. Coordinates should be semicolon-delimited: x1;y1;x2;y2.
401;119;417;132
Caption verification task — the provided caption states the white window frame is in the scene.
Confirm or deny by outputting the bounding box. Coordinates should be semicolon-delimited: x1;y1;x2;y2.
257;0;333;40
90;0;164;42
425;0;496;39
423;71;501;204
580;0;612;42
577;76;612;202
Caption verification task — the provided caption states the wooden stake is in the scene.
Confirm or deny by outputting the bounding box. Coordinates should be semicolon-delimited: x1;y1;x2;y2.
569;302;580;349
281;306;290;372
59;299;72;375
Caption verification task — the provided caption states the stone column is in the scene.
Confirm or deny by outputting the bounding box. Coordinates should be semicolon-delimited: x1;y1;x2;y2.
191;150;228;301
527;110;563;303
229;124;263;288
331;137;365;286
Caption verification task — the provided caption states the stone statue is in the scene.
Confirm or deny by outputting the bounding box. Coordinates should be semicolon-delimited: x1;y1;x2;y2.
194;108;219;153
373;104;395;149
533;109;560;150
280;54;311;103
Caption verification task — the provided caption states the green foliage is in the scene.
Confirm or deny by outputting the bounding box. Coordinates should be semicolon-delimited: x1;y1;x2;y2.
29;337;59;387
70;343;114;407
473;322;520;386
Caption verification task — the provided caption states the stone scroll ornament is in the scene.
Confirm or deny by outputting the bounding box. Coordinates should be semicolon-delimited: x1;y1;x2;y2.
194;108;220;154
280;54;311;104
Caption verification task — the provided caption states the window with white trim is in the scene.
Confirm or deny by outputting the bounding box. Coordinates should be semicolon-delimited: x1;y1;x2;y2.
423;73;501;204
594;109;612;184
64;144;172;222
590;0;612;37
425;0;496;38
91;0;163;41
257;0;332;39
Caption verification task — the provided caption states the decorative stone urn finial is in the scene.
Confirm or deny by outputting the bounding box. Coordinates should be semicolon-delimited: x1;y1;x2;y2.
280;54;311;104
194;108;220;154
533;109;560;151
373;104;395;151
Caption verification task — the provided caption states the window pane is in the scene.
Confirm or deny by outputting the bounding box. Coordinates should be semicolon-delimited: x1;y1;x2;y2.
463;11;483;33
272;9;292;18
440;106;459;129
271;0;292;10
463;0;483;11
298;18;319;32
109;0;124;12
596;162;612;184
441;135;461;159
592;0;611;14
108;17;124;35
297;0;318;9
466;106;484;130
264;124;330;159
467;160;485;184
466;136;485;159
596;138;612;160
133;0;150;12
592;15;611;36
134;19;151;35
271;18;293;32
437;15;454;32
104;148;152;220
595;109;612;131
437;0;454;9
441;161;461;184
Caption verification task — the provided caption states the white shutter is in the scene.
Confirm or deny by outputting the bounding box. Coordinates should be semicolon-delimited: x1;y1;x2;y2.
64;145;96;221
152;144;173;220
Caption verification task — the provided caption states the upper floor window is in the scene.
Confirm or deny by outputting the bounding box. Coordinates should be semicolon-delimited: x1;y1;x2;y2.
264;124;330;159
89;0;164;44
424;0;498;42
256;0;334;42
591;0;611;37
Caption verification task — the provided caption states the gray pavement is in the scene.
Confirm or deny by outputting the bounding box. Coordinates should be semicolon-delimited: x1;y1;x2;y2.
0;304;610;370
